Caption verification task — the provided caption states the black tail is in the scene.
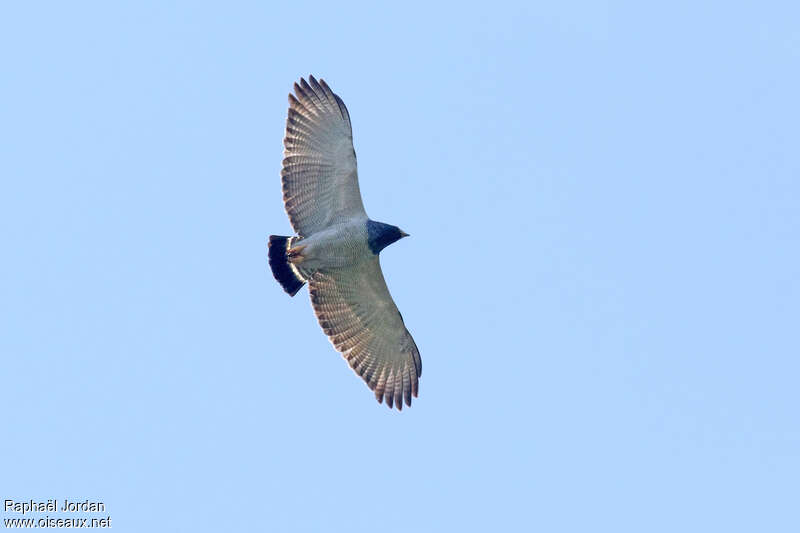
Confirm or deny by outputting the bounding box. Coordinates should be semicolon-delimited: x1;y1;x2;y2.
268;235;306;296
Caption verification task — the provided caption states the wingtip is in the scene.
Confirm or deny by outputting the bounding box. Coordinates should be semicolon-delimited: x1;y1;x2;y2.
375;390;414;411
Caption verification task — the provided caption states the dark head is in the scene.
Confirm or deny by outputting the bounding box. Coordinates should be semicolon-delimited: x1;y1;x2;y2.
366;220;409;255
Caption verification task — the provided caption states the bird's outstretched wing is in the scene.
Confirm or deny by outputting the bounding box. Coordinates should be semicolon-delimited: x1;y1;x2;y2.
281;76;366;237
309;257;422;410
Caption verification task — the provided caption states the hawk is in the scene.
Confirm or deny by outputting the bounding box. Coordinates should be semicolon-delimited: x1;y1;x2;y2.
268;76;422;410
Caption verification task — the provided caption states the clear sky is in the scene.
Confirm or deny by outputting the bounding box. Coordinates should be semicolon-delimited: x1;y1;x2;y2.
2;1;798;531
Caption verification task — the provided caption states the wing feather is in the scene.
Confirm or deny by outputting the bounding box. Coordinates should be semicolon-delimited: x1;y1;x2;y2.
281;76;366;236
309;257;421;410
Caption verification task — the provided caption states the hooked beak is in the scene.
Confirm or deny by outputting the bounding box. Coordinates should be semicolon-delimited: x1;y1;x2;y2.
399;230;410;238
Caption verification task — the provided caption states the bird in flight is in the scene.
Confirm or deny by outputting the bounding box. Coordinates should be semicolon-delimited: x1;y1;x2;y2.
268;76;421;410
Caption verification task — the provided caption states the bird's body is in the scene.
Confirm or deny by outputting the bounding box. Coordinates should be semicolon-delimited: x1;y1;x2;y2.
268;76;421;410
288;218;369;271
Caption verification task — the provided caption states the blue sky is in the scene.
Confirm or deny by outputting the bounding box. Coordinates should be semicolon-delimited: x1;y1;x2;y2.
2;1;798;531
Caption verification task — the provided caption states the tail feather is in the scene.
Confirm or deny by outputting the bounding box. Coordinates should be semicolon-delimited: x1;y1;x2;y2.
268;235;307;296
